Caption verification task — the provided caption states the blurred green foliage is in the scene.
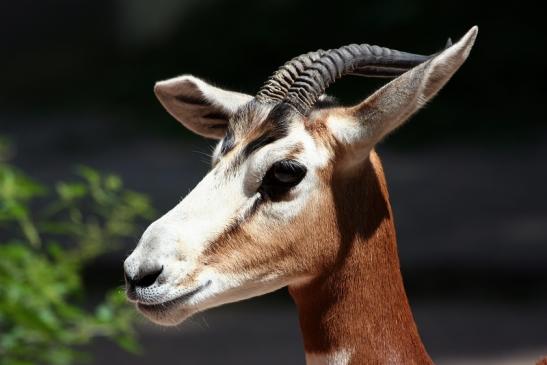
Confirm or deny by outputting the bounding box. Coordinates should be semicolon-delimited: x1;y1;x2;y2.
0;138;155;365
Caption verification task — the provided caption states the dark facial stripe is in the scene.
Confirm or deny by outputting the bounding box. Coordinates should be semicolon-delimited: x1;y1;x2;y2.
242;120;289;159
203;195;263;257
220;129;236;155
242;133;278;158
241;104;294;158
218;102;296;177
220;106;291;156
222;124;289;178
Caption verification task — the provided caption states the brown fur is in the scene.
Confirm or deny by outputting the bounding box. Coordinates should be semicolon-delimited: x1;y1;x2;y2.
203;139;431;363
290;151;432;364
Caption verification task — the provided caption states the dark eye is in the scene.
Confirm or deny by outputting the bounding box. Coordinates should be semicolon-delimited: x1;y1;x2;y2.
259;160;307;200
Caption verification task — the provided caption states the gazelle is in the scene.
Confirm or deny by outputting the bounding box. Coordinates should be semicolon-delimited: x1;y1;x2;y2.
124;27;478;364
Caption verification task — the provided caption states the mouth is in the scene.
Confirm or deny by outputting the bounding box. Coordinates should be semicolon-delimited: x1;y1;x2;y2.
137;280;212;314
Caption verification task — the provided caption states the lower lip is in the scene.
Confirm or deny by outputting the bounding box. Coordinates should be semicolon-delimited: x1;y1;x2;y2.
137;280;212;312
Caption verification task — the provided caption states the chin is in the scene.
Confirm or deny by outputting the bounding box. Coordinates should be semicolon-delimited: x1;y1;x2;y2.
136;302;197;326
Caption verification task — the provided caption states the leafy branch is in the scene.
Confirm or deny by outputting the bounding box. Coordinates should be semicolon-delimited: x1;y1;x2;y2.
0;138;155;365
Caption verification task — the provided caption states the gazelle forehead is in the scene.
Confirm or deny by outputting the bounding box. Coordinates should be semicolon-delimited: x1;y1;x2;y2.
247;122;331;171
212;107;331;171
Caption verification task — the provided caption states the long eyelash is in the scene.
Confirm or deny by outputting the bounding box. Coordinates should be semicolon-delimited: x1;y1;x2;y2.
277;160;301;171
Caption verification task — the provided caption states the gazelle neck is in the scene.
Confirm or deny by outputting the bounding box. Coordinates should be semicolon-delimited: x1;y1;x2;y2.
288;151;432;365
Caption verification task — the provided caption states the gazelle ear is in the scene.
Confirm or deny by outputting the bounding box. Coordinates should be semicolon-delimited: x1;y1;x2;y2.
154;75;253;139
328;26;478;153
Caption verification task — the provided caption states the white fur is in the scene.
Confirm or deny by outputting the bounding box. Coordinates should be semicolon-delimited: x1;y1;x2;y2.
124;120;330;323
124;165;250;307
326;113;367;147
305;349;352;365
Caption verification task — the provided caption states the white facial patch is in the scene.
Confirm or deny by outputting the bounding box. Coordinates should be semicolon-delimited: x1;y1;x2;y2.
326;112;368;146
124;162;252;305
125;117;332;323
242;122;330;222
185;267;296;314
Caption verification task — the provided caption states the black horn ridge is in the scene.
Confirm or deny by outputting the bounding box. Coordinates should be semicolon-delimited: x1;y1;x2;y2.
284;44;433;115
257;40;450;115
256;50;328;103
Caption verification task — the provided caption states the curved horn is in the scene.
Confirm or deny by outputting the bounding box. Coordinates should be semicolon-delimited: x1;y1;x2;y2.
255;50;328;103
284;43;438;115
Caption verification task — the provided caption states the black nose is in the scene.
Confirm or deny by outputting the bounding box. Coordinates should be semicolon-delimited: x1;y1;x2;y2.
125;266;163;289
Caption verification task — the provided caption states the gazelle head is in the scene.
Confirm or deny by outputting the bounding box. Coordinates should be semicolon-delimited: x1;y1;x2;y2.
124;27;477;326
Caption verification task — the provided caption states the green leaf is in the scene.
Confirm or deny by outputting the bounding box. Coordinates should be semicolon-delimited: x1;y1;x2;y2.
0;146;153;364
115;334;140;354
96;304;114;322
56;182;87;202
105;174;122;191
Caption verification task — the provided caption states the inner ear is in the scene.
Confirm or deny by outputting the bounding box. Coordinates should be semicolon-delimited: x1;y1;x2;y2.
154;75;253;140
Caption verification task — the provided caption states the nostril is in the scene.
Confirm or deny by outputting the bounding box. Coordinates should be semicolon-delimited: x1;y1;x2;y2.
125;266;163;289
136;267;163;288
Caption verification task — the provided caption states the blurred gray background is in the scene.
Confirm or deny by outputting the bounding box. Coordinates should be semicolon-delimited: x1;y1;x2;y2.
1;0;546;363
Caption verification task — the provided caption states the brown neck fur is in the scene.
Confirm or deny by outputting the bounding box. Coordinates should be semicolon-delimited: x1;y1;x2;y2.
288;151;432;364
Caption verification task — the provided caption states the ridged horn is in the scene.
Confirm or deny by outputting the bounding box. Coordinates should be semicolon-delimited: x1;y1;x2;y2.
283;43;440;115
255;50;328;103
